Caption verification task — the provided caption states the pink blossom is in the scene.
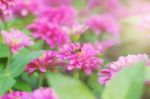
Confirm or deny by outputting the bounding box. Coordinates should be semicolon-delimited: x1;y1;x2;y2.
24;88;59;99
0;0;15;18
0;88;59;99
47;0;71;6
98;54;149;85
38;6;77;26
62;24;89;35
94;40;119;52
26;51;58;74
1;29;34;54
12;0;48;17
0;91;29;99
59;43;103;75
28;20;70;48
87;14;120;36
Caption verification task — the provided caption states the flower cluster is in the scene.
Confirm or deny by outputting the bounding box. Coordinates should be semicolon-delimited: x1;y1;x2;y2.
0;0;15;18
38;6;77;26
99;54;149;85
87;14;120;36
59;43;103;75
28;20;70;48
26;51;58;74
1;29;34;54
0;87;59;99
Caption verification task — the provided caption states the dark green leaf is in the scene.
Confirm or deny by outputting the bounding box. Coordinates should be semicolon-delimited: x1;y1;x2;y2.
14;81;32;92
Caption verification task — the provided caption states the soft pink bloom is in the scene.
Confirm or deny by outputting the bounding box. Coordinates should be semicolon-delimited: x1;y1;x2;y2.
99;54;149;85
24;88;59;99
59;43;103;75
26;51;58;74
38;6;77;26
12;0;48;17
1;29;34;54
87;14;120;36
62;24;89;35
0;0;15;18
0;91;29;99
0;88;59;99
93;40;119;53
47;0;71;6
28;19;70;48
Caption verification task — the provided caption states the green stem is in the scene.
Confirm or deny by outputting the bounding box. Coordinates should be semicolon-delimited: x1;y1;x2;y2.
1;17;8;30
73;69;79;80
39;73;44;87
6;52;12;69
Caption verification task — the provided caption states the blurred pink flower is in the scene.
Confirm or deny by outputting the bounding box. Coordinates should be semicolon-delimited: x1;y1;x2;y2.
62;24;88;35
59;43;103;75
38;6;77;26
26;51;58;74
12;0;48;17
93;39;119;52
28;20;70;48
0;91;28;99
87;14;120;36
0;0;15;18
25;88;59;99
1;29;34;54
47;0;71;6
0;88;59;99
99;54;149;85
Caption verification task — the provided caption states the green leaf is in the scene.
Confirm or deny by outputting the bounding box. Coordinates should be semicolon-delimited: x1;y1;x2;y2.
102;62;145;99
145;66;150;82
46;72;95;99
0;75;16;96
14;81;32;92
0;43;10;58
5;49;42;77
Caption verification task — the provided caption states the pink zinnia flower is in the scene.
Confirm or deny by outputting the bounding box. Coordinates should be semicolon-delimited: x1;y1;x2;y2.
26;51;58;74
0;88;59;99
0;0;15;18
28;19;70;48
59;43;103;75
1;29;34;54
38;6;77;26
26;88;59;99
98;54;149;85
87;14;120;36
62;24;88;35
0;91;28;99
12;0;49;17
94;40;119;52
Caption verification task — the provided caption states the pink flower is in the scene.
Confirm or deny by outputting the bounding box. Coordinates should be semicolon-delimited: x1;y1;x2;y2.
62;24;89;35
12;0;48;17
94;40;119;52
1;29;34;54
99;54;149;85
59;43;103;75
26;88;59;99
0;91;28;99
26;51;58;74
0;88;59;99
38;6;77;26
87;14;120;36
0;0;15;17
47;0;71;6
28;19;70;48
